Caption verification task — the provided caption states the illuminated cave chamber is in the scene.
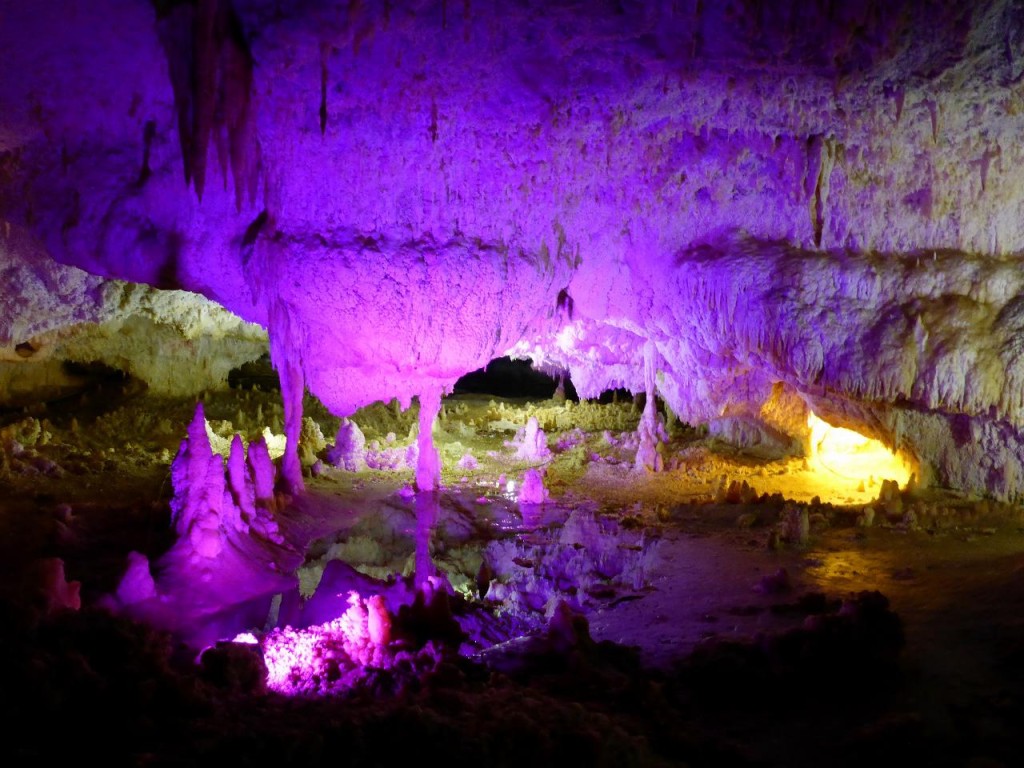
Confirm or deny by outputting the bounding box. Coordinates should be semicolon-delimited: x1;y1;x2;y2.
6;0;1024;763
5;0;1022;504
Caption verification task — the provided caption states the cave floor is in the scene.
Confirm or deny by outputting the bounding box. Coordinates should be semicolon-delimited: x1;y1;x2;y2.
2;387;1024;766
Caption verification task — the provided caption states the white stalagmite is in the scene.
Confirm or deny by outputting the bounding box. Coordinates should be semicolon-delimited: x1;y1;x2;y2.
513;416;551;462
415;389;443;493
519;468;549;504
227;434;257;526
114;552;157;606
247;437;277;508
326;418;367;471
635;342;665;472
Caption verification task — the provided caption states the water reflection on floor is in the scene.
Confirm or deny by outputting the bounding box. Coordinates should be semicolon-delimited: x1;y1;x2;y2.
282;480;1024;697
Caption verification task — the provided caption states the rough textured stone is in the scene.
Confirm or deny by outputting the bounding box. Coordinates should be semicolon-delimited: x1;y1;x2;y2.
3;0;1024;495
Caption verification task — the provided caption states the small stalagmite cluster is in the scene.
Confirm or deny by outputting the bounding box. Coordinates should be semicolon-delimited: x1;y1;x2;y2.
169;403;285;563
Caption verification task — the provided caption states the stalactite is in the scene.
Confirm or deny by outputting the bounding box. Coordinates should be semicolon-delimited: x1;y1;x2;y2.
806;135;836;248
429;101;439;144
155;0;260;207
979;144;1001;193
923;98;939;143
192;0;218;199
138;120;156;185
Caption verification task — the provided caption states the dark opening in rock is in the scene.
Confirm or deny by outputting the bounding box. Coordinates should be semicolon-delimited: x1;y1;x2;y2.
14;342;37;358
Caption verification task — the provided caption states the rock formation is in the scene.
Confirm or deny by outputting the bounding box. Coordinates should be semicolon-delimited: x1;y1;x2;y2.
3;0;1024;496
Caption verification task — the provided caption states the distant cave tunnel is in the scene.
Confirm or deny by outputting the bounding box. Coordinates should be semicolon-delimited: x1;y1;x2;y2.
452;357;576;400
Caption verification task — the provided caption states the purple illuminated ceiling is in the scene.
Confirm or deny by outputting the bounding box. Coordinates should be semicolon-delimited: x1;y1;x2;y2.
3;0;1024;496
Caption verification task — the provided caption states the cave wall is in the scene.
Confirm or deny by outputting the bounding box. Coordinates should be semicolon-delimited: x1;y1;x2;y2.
0;227;267;402
3;0;1024;495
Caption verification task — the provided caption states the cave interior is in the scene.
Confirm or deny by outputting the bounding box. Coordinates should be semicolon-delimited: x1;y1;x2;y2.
3;1;1024;765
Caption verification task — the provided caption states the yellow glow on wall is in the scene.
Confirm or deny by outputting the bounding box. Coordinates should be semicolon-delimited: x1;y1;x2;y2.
807;412;912;487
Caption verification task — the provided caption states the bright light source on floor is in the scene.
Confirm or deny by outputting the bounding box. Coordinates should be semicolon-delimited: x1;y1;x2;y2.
807;412;912;487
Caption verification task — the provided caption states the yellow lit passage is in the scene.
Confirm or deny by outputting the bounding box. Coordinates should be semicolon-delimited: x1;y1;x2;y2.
807;412;912;487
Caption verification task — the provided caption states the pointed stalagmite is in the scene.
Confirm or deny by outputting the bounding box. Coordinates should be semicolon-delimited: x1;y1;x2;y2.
227;434;255;526
247;437;276;506
170;403;227;558
269;301;305;494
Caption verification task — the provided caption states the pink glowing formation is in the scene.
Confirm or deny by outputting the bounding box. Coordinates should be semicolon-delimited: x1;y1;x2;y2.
252;591;395;696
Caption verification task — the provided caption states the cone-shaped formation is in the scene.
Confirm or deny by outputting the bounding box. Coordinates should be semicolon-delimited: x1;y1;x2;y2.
519;468;549;505
170;403;231;559
512;417;552;463
168;403;285;567
326;418;367;471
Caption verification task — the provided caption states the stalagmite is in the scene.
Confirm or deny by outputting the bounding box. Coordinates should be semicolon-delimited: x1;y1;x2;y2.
519;467;549;504
268;301;304;494
247;437;277;508
227;434;256;525
635;342;665;472
114;552;157;606
415;389;443;493
167;404;287;567
512;416;551;462
326;418;367;471
552;373;567;402
170;403;229;560
35;558;81;616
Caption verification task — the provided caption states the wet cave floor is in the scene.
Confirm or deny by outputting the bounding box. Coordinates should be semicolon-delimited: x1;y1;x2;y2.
2;385;1024;766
